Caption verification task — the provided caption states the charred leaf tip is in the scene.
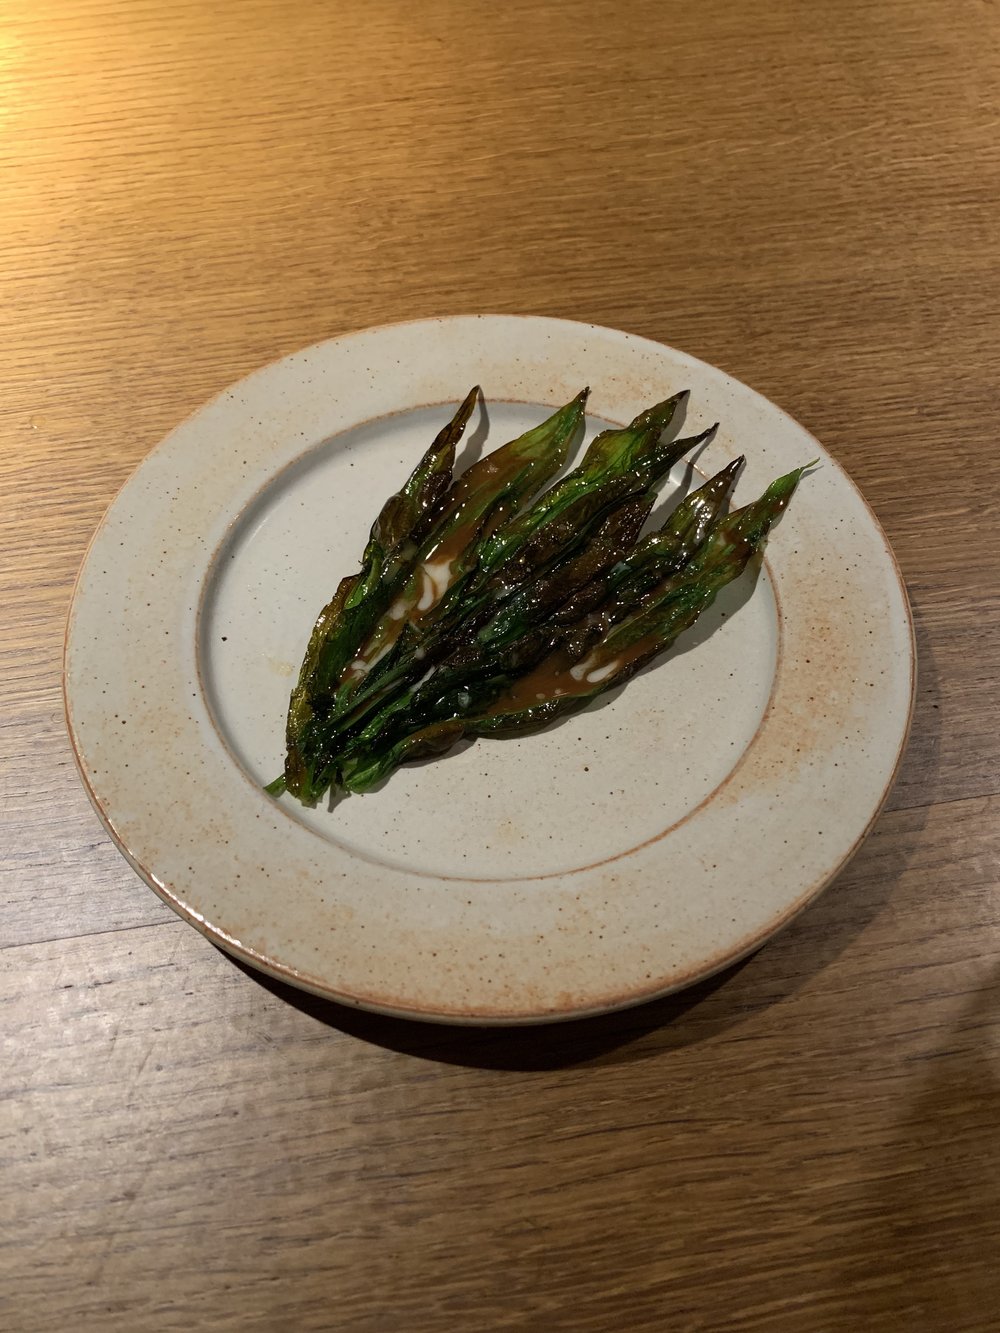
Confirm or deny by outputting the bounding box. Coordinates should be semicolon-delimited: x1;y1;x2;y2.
688;422;719;447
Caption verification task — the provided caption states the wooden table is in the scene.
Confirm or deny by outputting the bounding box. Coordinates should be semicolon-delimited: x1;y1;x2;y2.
3;2;999;1328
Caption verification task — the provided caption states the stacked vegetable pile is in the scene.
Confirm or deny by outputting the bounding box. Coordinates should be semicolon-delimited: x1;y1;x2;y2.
267;388;806;803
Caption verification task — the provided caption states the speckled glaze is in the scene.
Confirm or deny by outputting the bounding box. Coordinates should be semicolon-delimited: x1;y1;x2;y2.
64;316;915;1024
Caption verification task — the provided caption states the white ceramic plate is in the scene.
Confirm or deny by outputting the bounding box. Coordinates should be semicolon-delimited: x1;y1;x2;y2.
65;316;914;1024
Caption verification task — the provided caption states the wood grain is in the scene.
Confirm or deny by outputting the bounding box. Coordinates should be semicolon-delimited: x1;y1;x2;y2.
2;0;998;1328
